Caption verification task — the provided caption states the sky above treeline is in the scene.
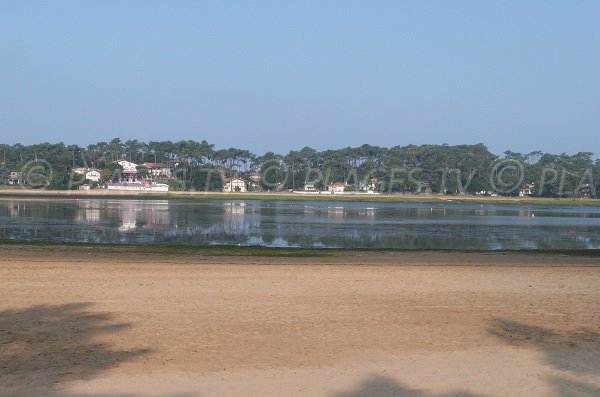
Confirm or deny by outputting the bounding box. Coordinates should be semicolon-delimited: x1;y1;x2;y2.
1;1;599;156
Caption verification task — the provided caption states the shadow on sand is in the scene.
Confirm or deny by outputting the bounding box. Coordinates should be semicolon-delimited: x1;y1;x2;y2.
0;302;166;397
333;319;600;397
490;318;600;397
331;375;489;397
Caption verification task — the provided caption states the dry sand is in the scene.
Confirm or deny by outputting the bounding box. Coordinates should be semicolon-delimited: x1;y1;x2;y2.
1;248;599;397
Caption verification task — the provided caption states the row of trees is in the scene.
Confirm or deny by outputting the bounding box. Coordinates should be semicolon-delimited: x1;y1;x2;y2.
0;139;597;197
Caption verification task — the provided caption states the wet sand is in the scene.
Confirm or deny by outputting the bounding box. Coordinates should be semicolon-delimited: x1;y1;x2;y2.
1;248;600;397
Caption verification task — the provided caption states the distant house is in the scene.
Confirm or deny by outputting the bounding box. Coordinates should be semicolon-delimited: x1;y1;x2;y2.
249;173;261;184
115;160;139;172
359;178;379;192
520;182;535;197
114;160;140;182
223;178;247;193
142;162;172;178
417;181;433;194
73;168;101;182
304;181;318;192
327;182;347;194
581;183;593;198
8;171;21;185
84;170;101;182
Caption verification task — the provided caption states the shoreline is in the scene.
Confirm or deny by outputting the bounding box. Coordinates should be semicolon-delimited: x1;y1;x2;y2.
1;187;599;206
2;241;600;258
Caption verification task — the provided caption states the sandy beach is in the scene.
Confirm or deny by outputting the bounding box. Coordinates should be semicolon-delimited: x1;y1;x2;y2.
1;248;599;397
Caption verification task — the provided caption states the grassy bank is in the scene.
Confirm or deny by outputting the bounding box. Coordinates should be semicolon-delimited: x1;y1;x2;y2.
0;188;599;206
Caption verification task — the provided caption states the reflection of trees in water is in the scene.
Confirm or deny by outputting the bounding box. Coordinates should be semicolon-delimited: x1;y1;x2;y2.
2;199;600;249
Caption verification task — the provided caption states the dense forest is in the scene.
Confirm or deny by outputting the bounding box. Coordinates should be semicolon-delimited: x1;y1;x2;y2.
0;139;597;197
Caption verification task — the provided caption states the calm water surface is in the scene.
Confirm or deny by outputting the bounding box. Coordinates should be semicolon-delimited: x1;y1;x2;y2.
1;198;600;250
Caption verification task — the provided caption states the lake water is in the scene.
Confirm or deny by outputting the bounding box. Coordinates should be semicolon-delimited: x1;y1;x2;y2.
1;198;600;250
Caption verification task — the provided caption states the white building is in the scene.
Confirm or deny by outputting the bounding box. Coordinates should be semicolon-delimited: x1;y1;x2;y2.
85;170;101;182
8;171;21;184
519;182;535;197
113;160;141;182
142;162;172;178
223;178;247;193
304;181;318;192
73;168;101;182
249;173;261;184
327;182;347;193
581;183;592;198
115;160;138;173
359;178;379;192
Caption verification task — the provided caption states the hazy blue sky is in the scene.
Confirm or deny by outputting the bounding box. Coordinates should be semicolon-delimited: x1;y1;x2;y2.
1;1;598;155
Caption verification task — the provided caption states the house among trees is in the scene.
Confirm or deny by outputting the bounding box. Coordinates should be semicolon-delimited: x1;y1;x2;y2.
327;182;347;193
246;173;262;191
72;168;101;182
359;178;379;192
303;181;318;192
248;173;261;184
520;182;535;197
416;181;433;194
581;183;593;198
8;171;21;185
223;178;247;193
142;162;172;178
115;160;141;182
115;160;138;172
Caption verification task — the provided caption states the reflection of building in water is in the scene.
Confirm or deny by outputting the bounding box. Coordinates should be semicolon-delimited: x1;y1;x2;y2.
223;201;246;216
222;201;247;234
76;199;171;231
103;200;170;233
358;207;376;217
118;202;138;232
7;201;22;217
518;209;533;218
215;201;264;240
327;206;345;217
85;207;100;223
141;201;171;230
76;200;101;223
303;204;317;215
